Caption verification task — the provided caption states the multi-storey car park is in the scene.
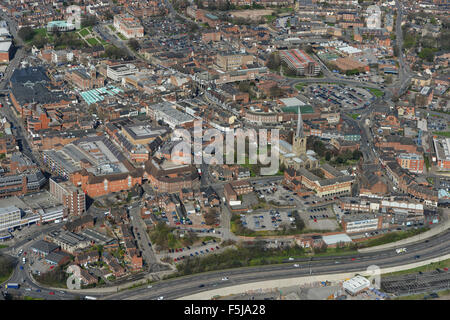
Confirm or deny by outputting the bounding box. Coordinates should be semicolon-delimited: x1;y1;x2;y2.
279;49;320;76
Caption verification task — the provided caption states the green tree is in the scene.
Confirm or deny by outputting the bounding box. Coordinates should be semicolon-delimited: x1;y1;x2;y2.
128;39;140;51
418;47;436;62
18;26;35;42
266;52;281;70
352;149;363;160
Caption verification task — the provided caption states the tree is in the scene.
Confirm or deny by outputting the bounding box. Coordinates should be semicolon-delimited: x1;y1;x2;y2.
18;26;35;42
104;11;114;21
418;47;436;62
393;45;399;57
204;208;218;225
267;52;281;70
128;39;140;51
103;45;128;59
352;149;363;161
31;33;48;49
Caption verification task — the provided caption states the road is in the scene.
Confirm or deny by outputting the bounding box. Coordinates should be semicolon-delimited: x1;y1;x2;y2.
103;229;450;300
128;204;170;273
388;0;412;98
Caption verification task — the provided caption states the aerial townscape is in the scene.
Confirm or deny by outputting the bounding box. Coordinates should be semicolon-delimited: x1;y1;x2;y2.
0;0;449;304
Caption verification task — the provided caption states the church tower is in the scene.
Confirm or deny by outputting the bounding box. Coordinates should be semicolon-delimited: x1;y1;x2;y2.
293;106;307;156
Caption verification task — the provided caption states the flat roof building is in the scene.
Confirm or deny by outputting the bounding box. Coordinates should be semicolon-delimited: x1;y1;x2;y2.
343;275;371;295
279;49;320;76
0;206;21;232
107;64;137;82
122;124;168;145
433;137;450;170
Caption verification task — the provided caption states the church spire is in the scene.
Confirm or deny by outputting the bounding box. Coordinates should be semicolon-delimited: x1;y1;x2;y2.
296;106;304;138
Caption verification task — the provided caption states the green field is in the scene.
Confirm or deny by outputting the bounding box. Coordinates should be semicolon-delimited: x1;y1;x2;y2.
86;37;100;46
295;83;306;91
264;15;277;24
79;28;90;37
117;32;127;40
433;131;450;137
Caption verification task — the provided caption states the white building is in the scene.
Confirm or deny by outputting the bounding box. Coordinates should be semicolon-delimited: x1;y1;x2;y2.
343;275;371;295
107;64;137;81
0;206;21;231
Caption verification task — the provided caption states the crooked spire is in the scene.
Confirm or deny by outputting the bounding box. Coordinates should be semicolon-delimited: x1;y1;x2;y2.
296;105;304;138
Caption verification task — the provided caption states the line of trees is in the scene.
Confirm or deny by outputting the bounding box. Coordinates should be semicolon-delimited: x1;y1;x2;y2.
174;242;306;276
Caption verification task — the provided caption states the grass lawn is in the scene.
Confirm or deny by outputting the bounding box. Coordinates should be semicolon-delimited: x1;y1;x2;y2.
424;155;431;170
23;296;45;300
117;32;127;40
79;28;90;37
295;83;306;91
264;15;277;23
349;113;360;120
367;88;384;97
0;244;8;249
86;37;100;46
433;131;450;137
359;227;429;248
108;25;116;32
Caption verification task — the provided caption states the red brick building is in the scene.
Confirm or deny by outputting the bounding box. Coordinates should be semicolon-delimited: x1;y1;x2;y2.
70;169;142;198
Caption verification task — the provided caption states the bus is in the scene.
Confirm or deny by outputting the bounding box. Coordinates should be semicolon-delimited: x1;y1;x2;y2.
5;283;19;289
84;296;98;300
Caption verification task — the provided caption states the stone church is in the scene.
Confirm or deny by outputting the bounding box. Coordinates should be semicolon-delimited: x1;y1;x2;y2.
277;106;319;170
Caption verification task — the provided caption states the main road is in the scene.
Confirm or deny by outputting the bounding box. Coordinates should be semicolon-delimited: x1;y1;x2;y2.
102;229;450;300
